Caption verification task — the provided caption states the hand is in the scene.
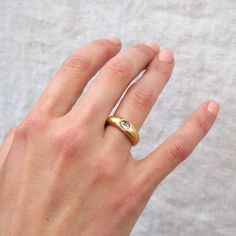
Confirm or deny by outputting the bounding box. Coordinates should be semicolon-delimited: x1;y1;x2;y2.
0;37;219;236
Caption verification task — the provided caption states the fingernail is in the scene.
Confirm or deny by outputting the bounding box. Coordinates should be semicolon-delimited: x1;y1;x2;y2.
158;49;174;63
145;41;160;52
207;101;220;116
105;36;121;45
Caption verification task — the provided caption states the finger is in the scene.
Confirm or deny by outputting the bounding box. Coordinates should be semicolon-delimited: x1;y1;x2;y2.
135;100;220;193
105;49;174;148
0;127;16;168
31;37;121;118
68;42;158;127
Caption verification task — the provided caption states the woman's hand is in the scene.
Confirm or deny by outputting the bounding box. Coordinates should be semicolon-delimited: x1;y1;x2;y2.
0;37;219;236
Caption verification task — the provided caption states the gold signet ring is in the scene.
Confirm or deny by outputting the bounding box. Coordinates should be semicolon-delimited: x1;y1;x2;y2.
105;116;140;146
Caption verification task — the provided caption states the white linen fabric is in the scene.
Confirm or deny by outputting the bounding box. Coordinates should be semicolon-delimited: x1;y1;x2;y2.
0;1;235;235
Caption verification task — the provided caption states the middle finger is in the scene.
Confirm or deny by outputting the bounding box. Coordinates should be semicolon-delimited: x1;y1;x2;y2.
67;43;158;129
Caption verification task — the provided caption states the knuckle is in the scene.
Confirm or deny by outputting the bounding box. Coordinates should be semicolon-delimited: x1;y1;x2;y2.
166;138;191;163
63;52;91;71
54;126;88;156
13;112;49;145
92;156;115;179
105;58;132;78
17;114;47;138
13;125;28;141
90;147;123;180
54;106;97;155
77;105;99;128
128;85;155;110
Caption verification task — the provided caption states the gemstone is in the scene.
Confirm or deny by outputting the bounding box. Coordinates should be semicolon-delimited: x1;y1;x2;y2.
120;120;130;130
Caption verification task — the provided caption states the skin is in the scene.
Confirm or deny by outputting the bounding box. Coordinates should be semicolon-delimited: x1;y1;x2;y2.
0;37;219;236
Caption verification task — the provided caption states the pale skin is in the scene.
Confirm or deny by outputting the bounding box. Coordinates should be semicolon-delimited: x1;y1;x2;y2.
0;37;220;235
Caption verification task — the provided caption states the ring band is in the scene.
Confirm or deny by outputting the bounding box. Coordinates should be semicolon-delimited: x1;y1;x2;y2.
105;115;140;146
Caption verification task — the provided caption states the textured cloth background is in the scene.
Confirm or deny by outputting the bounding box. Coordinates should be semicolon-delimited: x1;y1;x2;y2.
0;1;236;235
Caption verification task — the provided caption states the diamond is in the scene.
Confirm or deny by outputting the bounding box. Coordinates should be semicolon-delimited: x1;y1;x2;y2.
120;120;130;130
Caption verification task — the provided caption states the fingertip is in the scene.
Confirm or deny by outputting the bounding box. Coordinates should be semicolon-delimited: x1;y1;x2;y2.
158;49;174;63
105;36;122;46
145;41;160;53
206;100;220;116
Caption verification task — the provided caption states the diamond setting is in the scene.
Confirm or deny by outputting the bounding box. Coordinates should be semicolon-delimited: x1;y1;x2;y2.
120;120;131;130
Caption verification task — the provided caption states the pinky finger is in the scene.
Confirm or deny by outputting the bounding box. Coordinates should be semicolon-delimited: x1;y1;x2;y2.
136;100;220;192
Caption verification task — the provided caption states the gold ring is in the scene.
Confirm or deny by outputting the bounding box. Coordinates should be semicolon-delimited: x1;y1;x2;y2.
105;115;140;146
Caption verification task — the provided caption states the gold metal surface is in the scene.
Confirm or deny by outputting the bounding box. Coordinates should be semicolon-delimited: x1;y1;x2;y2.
105;115;140;146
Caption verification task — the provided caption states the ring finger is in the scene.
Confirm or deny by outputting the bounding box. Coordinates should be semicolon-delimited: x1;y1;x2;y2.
105;48;175;149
